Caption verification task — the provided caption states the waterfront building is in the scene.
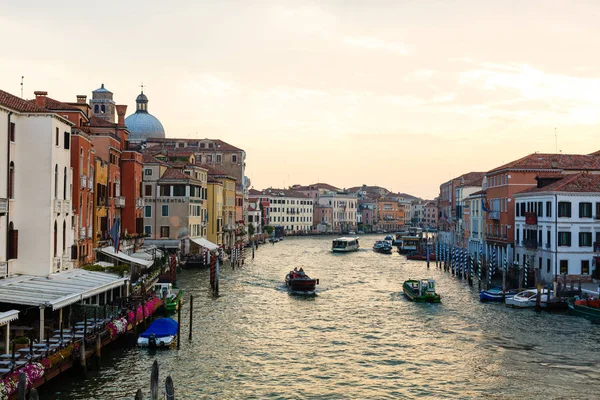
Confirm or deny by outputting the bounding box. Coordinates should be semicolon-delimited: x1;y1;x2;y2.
358;199;376;233
206;167;237;249
93;157;109;248
483;153;600;270
412;201;425;227
316;191;357;233
423;200;438;229
513;173;600;283
465;191;486;259
254;188;313;234
314;205;334;233
247;198;263;237
374;196;403;232
207;179;224;245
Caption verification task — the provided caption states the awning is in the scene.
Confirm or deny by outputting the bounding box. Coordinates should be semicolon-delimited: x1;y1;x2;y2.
0;270;128;310
97;246;153;268
0;310;19;326
190;237;219;251
144;239;181;249
132;247;164;261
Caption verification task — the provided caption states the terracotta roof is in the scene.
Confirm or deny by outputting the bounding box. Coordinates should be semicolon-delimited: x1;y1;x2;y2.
258;188;309;198
28;97;81;111
0;89;48;113
199;164;234;179
517;172;600;195
457;172;485;187
146;138;243;152
159;168;201;184
89;116;117;127
248;189;262;196
142;153;161;164
488;153;600;173
535;171;563;179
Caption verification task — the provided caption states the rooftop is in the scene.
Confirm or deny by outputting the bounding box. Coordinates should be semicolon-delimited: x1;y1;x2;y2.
0;89;49;113
517;172;600;195
488;153;600;174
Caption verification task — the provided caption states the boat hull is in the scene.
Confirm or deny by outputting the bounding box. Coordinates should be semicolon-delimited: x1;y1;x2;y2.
165;289;184;312
373;248;392;254
285;274;319;292
137;335;176;348
406;253;436;261
479;289;519;302
567;298;600;321
402;281;441;303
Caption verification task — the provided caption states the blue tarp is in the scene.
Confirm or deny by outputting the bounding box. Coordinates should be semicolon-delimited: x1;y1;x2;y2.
140;318;179;338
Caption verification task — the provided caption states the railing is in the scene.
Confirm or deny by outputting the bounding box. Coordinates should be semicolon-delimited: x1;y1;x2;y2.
0;198;7;214
62;255;73;270
63;199;71;214
114;196;126;208
0;261;7;277
524;240;540;249
489;211;500;220
54;199;63;214
81;175;87;189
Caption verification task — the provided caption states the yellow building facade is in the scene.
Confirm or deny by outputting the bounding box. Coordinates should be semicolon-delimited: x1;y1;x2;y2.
207;180;224;246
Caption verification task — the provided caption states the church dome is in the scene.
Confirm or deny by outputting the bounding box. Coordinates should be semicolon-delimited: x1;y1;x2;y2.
125;89;165;141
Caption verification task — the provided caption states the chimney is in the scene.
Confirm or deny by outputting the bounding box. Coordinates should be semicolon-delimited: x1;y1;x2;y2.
34;91;48;108
115;104;127;126
76;95;87;104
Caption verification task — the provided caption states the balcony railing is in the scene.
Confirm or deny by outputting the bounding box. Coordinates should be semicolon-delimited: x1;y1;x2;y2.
0;261;7;277
54;199;63;214
79;229;86;239
0;198;7;214
62;256;73;270
135;197;144;208
523;240;540;249
63;199;71;214
489;211;500;220
114;196;126;208
81;175;87;189
88;178;93;191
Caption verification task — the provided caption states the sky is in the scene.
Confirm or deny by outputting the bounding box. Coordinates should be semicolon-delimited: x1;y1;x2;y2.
2;0;600;199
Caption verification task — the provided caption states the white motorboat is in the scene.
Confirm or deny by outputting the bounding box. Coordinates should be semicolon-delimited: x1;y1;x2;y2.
505;289;548;308
332;237;360;252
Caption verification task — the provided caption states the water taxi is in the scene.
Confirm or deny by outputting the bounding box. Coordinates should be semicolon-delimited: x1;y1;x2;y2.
373;240;393;254
398;236;420;254
332;237;360;252
285;268;319;292
505;289;548;308
402;279;441;303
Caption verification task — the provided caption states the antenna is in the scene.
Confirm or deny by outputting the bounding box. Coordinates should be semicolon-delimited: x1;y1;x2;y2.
554;127;557;154
20;76;24;98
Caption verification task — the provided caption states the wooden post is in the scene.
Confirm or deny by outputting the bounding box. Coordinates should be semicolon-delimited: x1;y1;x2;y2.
177;300;181;350
79;334;87;377
502;264;507;296
17;372;26;400
95;336;101;369
29;389;39;400
426;246;430;269
135;389;144;400
151;360;159;400
165;376;175;400
252;242;255;260
188;295;193;341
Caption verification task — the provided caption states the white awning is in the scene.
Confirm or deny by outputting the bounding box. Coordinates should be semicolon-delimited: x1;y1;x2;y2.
132;247;164;261
97;246;153;268
0;310;19;326
0;270;128;310
190;237;219;251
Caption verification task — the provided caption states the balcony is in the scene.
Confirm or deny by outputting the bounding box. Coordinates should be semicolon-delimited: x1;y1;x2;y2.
62;256;73;270
88;178;93;191
489;211;500;220
63;199;71;214
523;240;540;250
114;196;126;208
79;229;86;239
0;261;7;277
88;227;93;238
0;198;7;214
135;197;144;208
54;199;63;214
80;175;87;189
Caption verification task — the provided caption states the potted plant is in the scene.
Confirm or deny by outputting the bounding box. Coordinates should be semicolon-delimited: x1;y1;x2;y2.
12;336;29;351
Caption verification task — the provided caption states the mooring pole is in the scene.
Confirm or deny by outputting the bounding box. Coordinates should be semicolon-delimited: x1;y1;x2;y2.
177;300;181;350
188;295;193;341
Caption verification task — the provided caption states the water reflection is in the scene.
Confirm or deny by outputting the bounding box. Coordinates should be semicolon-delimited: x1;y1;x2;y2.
48;235;600;399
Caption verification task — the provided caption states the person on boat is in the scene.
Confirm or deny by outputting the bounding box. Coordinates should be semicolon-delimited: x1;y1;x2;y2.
298;268;305;277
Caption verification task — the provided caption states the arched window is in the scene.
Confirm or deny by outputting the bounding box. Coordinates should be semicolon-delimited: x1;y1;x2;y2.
94;105;99;113
8;162;14;199
54;165;58;198
101;105;105;113
62;220;66;252
63;167;67;199
8;222;17;260
53;221;57;257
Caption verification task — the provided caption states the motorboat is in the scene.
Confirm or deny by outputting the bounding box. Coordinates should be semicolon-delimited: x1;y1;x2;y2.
567;297;600;321
406;251;436;261
332;237;360;252
479;287;519;302
403;279;441;303
285;269;319;292
398;236;420;254
154;282;184;312
373;240;393;254
137;318;179;348
505;289;548;308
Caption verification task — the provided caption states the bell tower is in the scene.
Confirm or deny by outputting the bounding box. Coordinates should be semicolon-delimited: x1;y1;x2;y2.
90;83;116;123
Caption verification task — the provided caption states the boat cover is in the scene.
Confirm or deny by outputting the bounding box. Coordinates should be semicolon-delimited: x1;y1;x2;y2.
140;318;179;338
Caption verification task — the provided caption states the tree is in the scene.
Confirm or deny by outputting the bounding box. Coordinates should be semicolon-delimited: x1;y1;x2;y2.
248;223;255;237
264;225;274;235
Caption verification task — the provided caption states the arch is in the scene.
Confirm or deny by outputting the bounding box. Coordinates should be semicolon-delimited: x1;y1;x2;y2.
53;220;58;257
94;104;99;113
8;162;14;199
54;164;58;199
63;167;67;199
62;220;66;252
101;105;106;113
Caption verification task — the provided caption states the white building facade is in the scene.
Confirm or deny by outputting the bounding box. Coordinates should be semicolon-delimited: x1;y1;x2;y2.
261;189;314;233
317;191;358;233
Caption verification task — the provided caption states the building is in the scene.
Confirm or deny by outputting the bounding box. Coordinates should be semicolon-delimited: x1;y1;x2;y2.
514;173;600;283
125;89;166;142
465;191;486;259
316;191;357;233
255;188;314;234
423;200;438;228
247;198;263;238
293;183;341;200
358;199;376;233
207;179;224;246
374;196;403;232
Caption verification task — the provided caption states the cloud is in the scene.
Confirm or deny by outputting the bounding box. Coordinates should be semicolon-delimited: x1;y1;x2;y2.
343;36;409;55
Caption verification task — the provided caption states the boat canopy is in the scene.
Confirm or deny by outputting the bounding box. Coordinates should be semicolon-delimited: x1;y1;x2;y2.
140;318;179;338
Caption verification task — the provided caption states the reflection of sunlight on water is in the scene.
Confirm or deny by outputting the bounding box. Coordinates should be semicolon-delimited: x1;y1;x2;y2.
47;235;600;399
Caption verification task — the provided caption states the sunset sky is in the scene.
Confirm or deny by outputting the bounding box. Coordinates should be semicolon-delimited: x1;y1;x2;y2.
2;0;599;199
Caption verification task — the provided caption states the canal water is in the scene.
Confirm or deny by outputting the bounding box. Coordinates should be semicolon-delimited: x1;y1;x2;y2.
48;236;600;399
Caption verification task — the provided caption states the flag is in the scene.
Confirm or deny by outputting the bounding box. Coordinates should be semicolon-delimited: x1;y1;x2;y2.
110;218;121;253
481;198;490;213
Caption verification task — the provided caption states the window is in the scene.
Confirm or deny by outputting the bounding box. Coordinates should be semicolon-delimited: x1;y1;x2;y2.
162;205;169;217
558;231;571;246
145;185;152;196
582;260;590;275
101;105;106;113
516;202;520;217
547;258;550;273
9;123;15;142
520;203;525;216
63;167;67;199
232;154;237;163
173;185;186;196
537;201;542;217
560;260;568;274
55;127;59;146
144;205;152;218
160;226;170;238
144;226;152;235
8;222;17;259
160;185;171;196
216;154;222;163
8;162;14;199
54;165;58;198
579;202;592;218
94;105;99;113
579;232;592;247
546;231;550;247
206;155;213;162
144;169;152;176
64;131;70;149
558;201;571;217
62;221;66;252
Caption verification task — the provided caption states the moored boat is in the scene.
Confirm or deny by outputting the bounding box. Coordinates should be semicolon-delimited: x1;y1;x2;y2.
479;287;519;302
402;279;441;303
154;282;184;312
285;268;319;292
398;236;420;254
332;237;360;252
567;297;600;321
137;318;179;348
373;240;393;254
406;251;436;261
505;289;548;308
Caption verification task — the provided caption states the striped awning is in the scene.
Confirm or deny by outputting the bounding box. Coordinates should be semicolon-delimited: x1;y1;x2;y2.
0;310;19;326
0;270;128;310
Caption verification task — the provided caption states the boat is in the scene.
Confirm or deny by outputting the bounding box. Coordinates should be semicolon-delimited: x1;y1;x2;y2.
349;231;356;235
567;297;600;321
137;318;179;348
332;237;360;252
392;232;408;246
505;289;548;308
373;240;393;254
285;268;319;292
402;279;441;303
398;236;421;254
154;282;184;312
406;251;436;261
479;287;520;302
384;234;393;241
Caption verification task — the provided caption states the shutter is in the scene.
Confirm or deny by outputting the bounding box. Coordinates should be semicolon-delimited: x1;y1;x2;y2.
71;244;78;260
